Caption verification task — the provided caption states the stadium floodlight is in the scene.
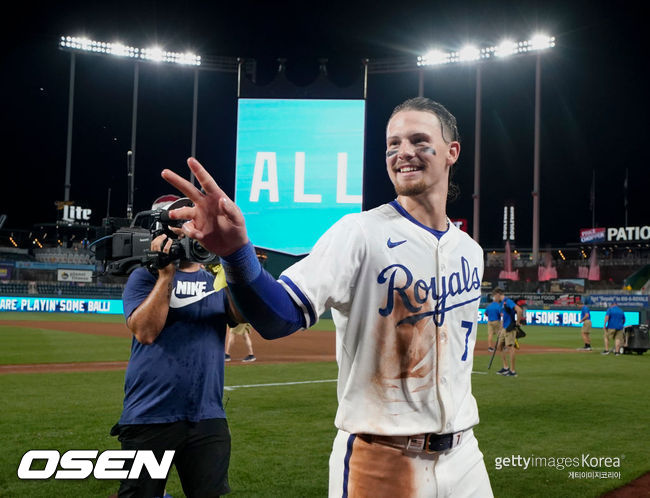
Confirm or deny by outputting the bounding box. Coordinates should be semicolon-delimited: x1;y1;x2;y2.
495;39;518;57
141;46;164;62
529;33;555;51
417;49;450;66
59;36;201;66
417;34;554;66
458;45;481;62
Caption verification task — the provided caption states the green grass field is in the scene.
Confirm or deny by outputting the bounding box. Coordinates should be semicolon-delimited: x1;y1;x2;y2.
0;313;648;497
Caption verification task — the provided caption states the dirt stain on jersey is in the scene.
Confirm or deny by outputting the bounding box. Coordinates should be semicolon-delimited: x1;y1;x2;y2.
348;436;416;498
373;287;437;398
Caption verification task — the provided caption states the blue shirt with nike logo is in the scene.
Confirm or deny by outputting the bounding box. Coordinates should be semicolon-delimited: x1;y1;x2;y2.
120;267;230;424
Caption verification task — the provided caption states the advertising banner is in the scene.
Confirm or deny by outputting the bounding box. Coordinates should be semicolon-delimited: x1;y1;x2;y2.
0;297;123;314
606;226;650;242
477;308;640;329
580;227;606;243
56;201;93;225
580;226;650;243
57;269;93;283
587;294;648;307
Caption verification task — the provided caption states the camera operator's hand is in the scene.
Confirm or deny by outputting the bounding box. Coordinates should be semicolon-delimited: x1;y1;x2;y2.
161;157;249;257
152;234;176;278
127;234;177;345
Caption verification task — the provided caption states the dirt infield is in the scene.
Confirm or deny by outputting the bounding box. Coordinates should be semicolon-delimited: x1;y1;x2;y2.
1;320;134;338
0;320;338;373
601;472;650;497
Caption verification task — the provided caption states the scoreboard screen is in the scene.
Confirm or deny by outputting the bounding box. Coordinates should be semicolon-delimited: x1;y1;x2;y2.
235;98;365;255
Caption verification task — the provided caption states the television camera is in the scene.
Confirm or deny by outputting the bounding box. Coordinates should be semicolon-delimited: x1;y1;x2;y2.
91;198;217;275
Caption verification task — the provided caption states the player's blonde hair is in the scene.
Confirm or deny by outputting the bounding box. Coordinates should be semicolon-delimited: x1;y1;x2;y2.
389;97;460;145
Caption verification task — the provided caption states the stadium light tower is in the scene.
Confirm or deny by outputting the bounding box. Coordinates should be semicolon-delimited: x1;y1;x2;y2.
417;34;555;261
58;36;202;206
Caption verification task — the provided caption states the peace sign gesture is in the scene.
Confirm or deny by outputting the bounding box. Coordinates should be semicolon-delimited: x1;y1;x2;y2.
161;157;249;256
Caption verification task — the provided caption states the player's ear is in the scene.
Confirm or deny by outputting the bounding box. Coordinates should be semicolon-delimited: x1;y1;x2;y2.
446;141;460;166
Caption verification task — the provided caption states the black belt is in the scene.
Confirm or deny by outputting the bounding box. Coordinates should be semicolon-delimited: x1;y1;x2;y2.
357;431;464;453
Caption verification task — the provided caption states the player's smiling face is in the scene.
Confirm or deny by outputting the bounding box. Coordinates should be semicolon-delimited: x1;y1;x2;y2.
385;110;459;198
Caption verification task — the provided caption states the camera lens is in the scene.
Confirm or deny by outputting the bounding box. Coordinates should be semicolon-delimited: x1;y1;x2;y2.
190;240;217;264
190;240;209;260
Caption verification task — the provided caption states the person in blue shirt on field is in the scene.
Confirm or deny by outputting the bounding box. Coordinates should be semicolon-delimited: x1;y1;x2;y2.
492;288;524;377
485;293;502;353
578;299;592;351
111;196;239;498
603;301;626;356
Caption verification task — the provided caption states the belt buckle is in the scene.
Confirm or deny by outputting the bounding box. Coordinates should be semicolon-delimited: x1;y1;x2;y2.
406;434;426;452
423;432;463;454
424;433;438;454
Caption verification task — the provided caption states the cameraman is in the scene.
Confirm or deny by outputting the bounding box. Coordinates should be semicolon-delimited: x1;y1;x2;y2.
111;218;237;497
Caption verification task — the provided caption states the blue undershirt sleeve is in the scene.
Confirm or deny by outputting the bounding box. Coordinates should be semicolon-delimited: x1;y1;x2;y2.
221;242;305;339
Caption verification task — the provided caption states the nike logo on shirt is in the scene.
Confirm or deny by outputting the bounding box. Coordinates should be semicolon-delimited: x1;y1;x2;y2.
169;289;216;308
387;238;407;248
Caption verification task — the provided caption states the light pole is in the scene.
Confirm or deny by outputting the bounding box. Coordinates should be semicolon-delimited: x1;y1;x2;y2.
532;52;542;262
190;67;199;185
130;61;139;180
64;52;75;201
473;64;482;242
526;33;556;261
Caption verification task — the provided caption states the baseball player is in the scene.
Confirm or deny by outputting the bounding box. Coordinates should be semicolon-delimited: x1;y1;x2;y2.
162;97;493;497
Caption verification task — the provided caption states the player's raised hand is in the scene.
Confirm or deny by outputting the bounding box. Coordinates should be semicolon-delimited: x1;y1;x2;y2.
161;157;249;256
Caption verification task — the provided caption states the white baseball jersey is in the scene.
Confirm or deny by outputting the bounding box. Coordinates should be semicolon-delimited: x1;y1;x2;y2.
279;200;484;436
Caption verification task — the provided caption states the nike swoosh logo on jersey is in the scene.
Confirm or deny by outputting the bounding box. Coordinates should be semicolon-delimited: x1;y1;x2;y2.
387;238;407;248
169;290;216;308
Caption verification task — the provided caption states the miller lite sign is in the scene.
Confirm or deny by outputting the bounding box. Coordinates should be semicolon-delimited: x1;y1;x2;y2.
56;201;92;225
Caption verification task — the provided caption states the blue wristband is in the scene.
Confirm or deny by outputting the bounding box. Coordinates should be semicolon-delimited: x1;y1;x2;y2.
220;242;262;284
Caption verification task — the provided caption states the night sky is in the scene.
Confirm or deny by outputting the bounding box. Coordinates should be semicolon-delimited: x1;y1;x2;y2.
1;0;647;250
